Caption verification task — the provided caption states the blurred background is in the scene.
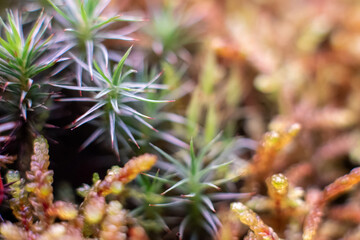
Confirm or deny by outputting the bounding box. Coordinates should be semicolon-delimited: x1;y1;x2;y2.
2;0;360;239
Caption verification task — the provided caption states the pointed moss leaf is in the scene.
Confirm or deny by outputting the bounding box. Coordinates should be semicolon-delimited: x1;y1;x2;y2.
71;111;103;129
79;2;88;23
209;192;254;201
110;98;120;113
181;193;195;198
199;206;218;234
95;88;112;99
51;61;72;76
86;40;94;79
211;178;236;186
96;33;135;41
93;60;111;85
197;132;223;163
156;131;189;149
133;115;157;132
155;214;171;232
76;61;82;87
199;161;233;179
120;69;137;83
120;82;167;90
47;0;74;24
201;196;216;212
141;173;171;184
161;178;188;195
200;221;217;237
79;128;105;151
201;182;220;191
91;16;121;31
50;83;102;92
56;98;98;102
98;43;109;68
150;199;188;208
23;13;45;59
74;101;106;124
113;46;132;86
120;90;173;103
69;52;103;81
41;43;75;66
190;138;197;174
133;71;163;94
179;216;190;239
109;111;116;146
117;119;139;148
120;105;152;119
150;143;187;176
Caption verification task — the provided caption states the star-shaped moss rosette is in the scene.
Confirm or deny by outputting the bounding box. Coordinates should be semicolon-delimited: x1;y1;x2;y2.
145;135;253;239
47;0;143;86
0;11;63;123
52;47;174;156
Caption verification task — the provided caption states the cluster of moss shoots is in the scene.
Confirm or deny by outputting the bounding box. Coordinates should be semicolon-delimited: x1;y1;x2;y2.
1;1;360;240
1;123;360;239
1;136;156;240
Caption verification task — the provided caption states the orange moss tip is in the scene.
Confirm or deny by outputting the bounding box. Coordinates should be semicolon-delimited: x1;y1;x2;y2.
84;196;106;224
287;123;301;136
33;136;49;153
231;202;280;240
120;153;157;184
98;154;157;196
270;122;301;148
30;136;51;174
322;167;360;203
251;123;301;179
262;131;281;148
268;121;301;136
47;201;78;221
262;123;300;150
267;173;289;197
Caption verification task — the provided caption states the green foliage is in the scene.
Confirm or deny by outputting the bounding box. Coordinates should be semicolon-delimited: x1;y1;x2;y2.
147;135;251;239
144;0;201;63
4;1;360;240
53;47;172;156
186;50;222;142
133;65;188;149
130;173;168;235
47;0;141;85
0;11;58;123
